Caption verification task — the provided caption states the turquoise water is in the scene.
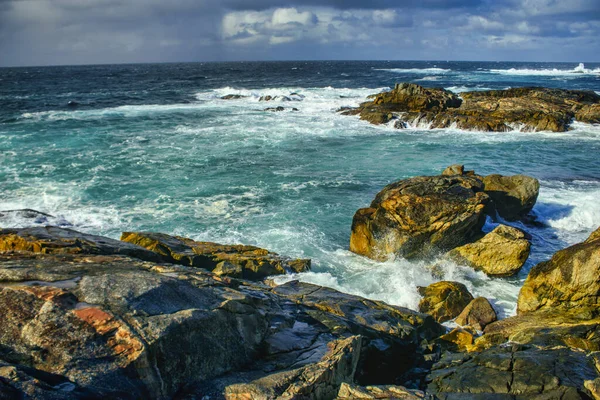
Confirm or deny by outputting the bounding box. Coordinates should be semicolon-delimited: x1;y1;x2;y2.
2;61;600;316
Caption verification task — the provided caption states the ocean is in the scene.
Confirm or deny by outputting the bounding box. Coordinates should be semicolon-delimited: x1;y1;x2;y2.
1;60;600;318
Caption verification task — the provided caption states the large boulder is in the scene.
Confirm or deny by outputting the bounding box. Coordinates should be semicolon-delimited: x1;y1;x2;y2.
121;231;310;280
447;224;531;276
455;297;497;331
350;175;489;260
418;281;474;323
482;174;540;221
518;227;600;315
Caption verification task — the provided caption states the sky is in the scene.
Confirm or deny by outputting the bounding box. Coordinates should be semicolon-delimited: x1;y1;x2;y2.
0;0;599;66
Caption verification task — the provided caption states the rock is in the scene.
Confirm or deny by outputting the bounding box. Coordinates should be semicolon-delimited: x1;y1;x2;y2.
482;174;540;220
446;224;531;276
343;83;600;132
264;106;285;112
220;94;247;100
224;335;361;400
481;309;600;352
271;280;445;384
350;175;489;260
442;165;464;176
0;226;163;262
0;245;444;399
585;378;600;400
0;226;446;398
418;281;474;323
518;227;600;315
427;344;598;398
260;95;291;102
336;382;425;399
436;327;476;352
120;231;310;280
455;297;497;331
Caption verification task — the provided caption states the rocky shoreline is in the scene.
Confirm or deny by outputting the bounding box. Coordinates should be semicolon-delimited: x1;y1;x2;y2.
1;166;600;399
340;83;600;132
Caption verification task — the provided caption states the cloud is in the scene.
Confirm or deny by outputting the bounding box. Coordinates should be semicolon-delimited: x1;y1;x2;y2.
0;0;598;66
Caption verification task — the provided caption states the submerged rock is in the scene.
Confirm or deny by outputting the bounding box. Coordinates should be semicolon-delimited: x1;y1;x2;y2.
221;94;248;100
349;175;489;260
342;83;600;132
446;224;531;276
482;174;540;221
418;281;474;323
518;226;600;314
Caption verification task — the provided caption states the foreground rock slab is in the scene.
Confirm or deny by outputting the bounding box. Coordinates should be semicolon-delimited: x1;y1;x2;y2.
0;227;444;399
121;231;310;280
342;82;600;132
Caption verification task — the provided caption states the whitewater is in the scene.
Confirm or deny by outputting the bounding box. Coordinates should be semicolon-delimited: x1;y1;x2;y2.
1;60;600;317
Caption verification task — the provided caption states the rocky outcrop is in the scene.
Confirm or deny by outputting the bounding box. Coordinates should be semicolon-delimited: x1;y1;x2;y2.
418;281;474;323
455;297;497;331
0;227;444;399
518;227;600;314
350;166;539;263
121;231;310;280
342;83;600;132
349;175;489;260
0;226;163;262
446;224;531;276
482;174;540;221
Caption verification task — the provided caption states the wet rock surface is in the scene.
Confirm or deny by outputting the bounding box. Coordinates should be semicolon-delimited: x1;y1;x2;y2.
342;82;600;132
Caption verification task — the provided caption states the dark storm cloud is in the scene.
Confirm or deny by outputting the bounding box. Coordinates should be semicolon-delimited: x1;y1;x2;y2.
0;0;598;66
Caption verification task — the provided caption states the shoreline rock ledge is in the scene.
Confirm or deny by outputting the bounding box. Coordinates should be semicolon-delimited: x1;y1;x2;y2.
340;82;600;132
349;165;536;276
0;225;444;399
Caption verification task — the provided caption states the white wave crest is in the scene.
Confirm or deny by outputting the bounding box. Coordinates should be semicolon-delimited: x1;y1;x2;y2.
489;63;600;77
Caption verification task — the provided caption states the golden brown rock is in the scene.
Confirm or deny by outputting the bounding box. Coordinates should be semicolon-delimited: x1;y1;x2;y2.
442;164;464;176
518;227;600;314
350;175;489;260
455;297;497;330
447;224;531;276
437;327;476;352
418;281;474;323
343;83;600;132
121;231;310;280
